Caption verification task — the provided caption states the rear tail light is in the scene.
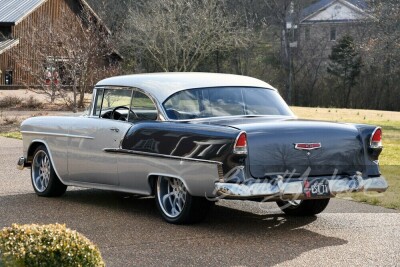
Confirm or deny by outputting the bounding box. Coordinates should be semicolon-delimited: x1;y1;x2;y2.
233;132;247;154
370;127;382;149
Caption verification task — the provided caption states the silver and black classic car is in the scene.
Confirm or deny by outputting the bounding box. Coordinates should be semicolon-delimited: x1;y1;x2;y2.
18;73;388;224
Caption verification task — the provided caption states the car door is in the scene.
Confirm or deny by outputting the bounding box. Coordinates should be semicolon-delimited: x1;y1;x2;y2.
67;118;131;185
67;88;133;186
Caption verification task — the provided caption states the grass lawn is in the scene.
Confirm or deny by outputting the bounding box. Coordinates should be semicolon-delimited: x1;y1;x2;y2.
0;131;22;140
292;106;400;209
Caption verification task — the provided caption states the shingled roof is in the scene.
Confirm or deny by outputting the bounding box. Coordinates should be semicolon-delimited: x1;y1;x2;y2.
0;38;19;54
301;0;368;20
0;0;107;30
0;0;112;55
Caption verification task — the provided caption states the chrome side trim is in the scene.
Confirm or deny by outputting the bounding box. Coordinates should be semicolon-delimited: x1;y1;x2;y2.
215;176;388;200
21;131;94;140
103;148;222;165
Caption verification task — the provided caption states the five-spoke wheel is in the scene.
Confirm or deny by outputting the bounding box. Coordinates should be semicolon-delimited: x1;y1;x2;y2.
157;176;187;218
32;150;51;193
31;145;67;197
155;176;213;224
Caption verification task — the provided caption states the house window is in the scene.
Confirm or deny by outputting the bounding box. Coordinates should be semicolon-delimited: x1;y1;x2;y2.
4;70;13;85
330;27;337;41
305;27;311;41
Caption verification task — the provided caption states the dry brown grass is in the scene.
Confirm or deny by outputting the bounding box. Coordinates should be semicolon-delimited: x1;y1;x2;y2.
292;106;400;123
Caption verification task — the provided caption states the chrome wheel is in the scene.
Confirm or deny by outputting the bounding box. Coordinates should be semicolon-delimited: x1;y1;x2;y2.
157;176;187;218
32;150;51;193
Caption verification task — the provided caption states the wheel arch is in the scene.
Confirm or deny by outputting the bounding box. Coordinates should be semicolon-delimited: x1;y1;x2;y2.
147;173;193;196
26;140;67;185
27;141;45;164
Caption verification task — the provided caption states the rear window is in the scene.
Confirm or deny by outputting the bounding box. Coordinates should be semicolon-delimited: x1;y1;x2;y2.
163;87;293;120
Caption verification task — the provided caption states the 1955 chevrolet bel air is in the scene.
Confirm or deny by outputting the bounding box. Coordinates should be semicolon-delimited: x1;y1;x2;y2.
17;73;388;224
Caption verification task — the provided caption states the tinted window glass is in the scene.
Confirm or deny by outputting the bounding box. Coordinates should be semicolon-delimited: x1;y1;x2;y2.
163;87;293;120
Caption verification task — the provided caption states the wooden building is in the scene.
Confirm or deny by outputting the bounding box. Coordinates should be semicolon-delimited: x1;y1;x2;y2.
0;0;119;87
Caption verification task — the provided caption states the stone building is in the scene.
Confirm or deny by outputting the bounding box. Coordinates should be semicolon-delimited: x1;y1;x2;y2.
295;0;374;58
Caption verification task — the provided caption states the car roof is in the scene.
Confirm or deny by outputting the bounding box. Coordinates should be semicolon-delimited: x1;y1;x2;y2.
95;72;276;103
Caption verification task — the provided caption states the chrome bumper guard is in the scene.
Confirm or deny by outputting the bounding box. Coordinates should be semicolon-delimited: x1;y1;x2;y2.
215;176;388;200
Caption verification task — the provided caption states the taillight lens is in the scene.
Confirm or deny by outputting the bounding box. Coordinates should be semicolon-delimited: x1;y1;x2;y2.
370;128;382;149
234;132;247;154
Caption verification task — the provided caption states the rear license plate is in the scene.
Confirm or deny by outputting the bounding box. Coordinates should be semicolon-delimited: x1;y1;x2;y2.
304;178;330;198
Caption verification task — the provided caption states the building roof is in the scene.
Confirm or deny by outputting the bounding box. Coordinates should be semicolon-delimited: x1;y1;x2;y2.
96;73;275;104
0;0;109;31
0;38;19;54
301;0;368;21
0;0;45;25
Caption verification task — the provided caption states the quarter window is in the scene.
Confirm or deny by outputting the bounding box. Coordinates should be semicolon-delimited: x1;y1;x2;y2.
93;88;104;116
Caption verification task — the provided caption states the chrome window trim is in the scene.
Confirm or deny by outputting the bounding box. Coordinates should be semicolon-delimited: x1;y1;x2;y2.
162;86;295;121
93;86;166;121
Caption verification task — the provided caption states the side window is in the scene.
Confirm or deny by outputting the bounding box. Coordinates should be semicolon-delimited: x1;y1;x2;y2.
100;88;133;121
130;91;158;121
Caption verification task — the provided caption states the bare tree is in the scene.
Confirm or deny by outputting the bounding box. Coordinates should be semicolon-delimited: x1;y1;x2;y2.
121;0;252;72
262;0;306;105
12;5;120;112
360;0;400;110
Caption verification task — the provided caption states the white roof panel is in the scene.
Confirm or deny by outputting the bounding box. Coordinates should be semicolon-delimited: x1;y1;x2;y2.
96;73;276;103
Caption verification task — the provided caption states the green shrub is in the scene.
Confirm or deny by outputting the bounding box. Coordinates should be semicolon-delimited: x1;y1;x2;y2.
0;224;105;267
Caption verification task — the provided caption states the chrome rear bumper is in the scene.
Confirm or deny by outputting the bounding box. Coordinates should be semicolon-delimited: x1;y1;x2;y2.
215;176;388;200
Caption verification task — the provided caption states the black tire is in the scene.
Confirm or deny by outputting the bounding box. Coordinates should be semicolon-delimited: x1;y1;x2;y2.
276;198;330;216
31;145;67;197
155;176;213;224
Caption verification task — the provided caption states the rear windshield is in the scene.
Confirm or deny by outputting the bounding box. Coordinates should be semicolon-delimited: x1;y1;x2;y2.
163;87;293;120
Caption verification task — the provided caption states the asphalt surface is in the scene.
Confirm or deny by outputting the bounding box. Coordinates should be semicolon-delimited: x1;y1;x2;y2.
1;136;399;266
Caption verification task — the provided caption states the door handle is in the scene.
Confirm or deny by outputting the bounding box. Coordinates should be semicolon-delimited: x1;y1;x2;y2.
110;127;119;133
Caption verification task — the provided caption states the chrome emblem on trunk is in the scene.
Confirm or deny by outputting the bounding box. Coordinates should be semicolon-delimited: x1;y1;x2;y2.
294;143;322;151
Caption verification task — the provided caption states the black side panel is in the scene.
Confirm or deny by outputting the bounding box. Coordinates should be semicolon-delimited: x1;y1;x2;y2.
121;122;243;173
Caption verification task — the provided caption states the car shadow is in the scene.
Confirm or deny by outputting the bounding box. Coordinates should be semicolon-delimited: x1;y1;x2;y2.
0;189;348;266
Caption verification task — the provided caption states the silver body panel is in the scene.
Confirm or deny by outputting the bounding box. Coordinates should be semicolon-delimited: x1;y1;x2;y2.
20;116;221;196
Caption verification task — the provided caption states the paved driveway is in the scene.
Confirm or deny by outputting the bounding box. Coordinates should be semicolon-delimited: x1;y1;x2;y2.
1;137;399;266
